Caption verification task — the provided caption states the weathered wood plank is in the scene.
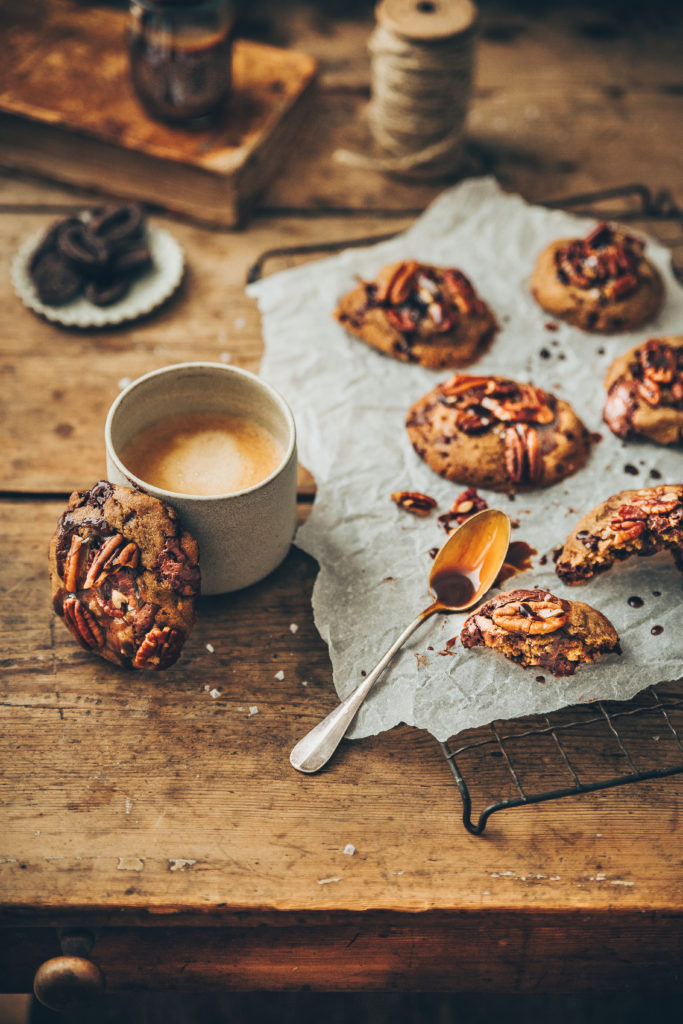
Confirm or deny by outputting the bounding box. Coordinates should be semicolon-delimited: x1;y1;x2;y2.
2;915;683;993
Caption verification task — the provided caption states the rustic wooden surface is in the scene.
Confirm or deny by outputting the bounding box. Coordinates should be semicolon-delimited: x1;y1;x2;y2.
1;0;682;997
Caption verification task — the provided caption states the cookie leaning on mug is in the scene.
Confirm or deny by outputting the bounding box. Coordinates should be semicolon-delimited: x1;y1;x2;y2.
49;481;200;670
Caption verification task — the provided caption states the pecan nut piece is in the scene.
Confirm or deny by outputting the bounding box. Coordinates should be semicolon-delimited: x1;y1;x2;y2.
134;626;184;670
386;307;418;333
609;507;646;542
63;534;89;593
605;273;639;300
630;490;681;517
480;384;555;425
441;269;486;315
374;261;419;304
640;339;676;383
438;487;488;532
391;490;437;515
504;424;543;486
491;597;567;635
453;408;493;434
638;376;661;407
63;596;105;650
81;534;140;589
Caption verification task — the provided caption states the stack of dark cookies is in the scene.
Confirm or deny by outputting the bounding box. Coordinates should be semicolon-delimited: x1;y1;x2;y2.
29;204;152;307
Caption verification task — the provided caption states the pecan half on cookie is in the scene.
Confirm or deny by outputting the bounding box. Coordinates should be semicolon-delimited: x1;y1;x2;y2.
49;481;200;669
531;222;663;333
555;485;683;584
405;373;591;491
460;588;619;677
334;261;497;369
603;336;683;445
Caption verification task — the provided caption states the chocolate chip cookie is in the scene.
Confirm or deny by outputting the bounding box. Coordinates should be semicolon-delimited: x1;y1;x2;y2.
555;485;683;585
603;336;683;445
531;222;664;333
49;481;200;670
334;261;497;368
405;373;591;491
460;588;620;677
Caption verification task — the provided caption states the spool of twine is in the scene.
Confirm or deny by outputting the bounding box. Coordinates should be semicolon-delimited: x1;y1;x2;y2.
335;0;478;178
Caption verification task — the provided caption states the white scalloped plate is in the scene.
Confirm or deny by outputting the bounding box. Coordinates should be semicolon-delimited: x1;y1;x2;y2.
11;223;184;328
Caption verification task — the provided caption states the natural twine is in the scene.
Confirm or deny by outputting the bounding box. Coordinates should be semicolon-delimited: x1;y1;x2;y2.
335;19;476;178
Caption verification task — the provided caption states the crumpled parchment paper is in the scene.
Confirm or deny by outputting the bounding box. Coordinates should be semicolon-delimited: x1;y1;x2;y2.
249;177;682;741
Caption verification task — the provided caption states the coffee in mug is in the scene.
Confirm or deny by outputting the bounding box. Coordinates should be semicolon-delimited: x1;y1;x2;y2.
119;411;285;496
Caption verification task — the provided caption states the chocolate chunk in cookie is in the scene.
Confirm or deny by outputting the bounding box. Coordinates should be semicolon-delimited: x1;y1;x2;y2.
555;485;683;585
49;481;200;670
460;588;620;677
531;222;664;333
405;373;591;492
604;336;683;445
335;261;498;369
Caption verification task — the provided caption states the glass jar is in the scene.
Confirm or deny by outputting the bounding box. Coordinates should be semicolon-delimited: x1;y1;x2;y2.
128;0;235;127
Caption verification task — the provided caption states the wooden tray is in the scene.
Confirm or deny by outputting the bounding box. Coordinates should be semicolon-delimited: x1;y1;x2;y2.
0;1;317;226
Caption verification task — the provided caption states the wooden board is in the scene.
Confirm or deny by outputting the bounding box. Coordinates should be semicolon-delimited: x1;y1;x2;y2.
0;1;317;226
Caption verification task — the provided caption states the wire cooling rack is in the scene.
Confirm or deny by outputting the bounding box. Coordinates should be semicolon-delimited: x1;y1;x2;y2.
250;183;683;833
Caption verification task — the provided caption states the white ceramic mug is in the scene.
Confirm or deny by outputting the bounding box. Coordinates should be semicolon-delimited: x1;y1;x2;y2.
105;362;298;595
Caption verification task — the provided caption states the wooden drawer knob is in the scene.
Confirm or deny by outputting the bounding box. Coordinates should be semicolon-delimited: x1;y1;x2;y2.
33;955;105;1012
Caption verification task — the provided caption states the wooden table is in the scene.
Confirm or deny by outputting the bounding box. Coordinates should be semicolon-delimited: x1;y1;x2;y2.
1;0;682;1003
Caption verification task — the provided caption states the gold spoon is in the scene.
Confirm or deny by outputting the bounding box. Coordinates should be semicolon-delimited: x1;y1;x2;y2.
290;507;511;774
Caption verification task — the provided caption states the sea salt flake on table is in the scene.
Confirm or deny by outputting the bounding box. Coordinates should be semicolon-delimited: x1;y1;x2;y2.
209;688;221;699
274;669;285;680
206;643;215;653
289;623;299;633
250;176;683;743
249;705;259;716
343;843;356;856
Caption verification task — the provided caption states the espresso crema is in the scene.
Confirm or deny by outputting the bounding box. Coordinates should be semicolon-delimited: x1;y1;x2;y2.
120;412;284;496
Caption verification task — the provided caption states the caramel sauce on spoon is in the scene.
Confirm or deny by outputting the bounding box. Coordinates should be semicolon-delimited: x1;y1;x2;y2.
290;509;511;774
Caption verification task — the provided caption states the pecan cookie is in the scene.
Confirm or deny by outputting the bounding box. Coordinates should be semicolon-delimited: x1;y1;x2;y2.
49;481;200;670
405;373;591;491
555;485;683;584
531;222;664;333
460;588;619;677
603;336;683;445
334;261;497;368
